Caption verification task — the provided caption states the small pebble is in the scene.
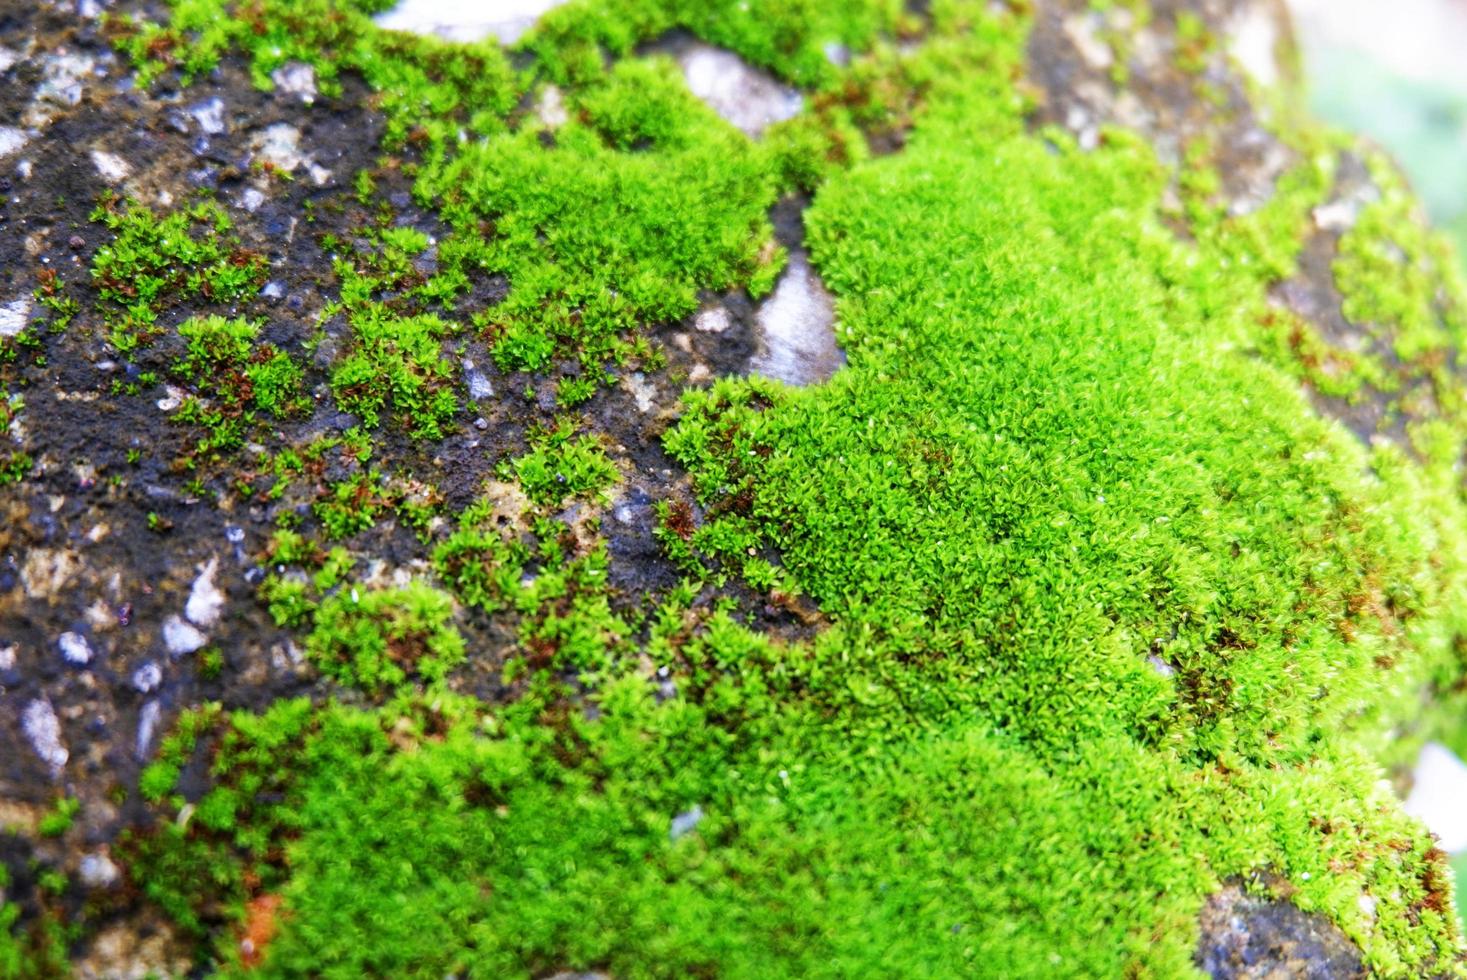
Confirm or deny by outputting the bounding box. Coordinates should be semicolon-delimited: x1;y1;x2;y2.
189;97;227;135
132;661;162;693
22;699;68;777
186;557;225;627
162;614;207;656
136;700;162;760
671;805;705;840
58;630;93;665
78;852;120;889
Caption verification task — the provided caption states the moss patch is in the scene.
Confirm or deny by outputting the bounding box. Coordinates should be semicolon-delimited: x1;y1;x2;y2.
76;0;1467;976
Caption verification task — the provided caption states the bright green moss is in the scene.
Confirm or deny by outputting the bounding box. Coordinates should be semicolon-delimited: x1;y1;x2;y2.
1337;155;1467;361
313;470;390;539
105;0;1467;976
307;582;465;693
432;509;529;615
90;196;266;354
426;68;779;378
330;306;459;436
509;421;619;508
169;315;308;458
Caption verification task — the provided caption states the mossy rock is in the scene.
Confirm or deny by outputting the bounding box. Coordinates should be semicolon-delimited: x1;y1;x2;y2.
3;0;1467;977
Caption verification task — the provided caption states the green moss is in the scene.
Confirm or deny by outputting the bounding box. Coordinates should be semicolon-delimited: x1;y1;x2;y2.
432;508;529;615
103;0;1467;976
313;470;390;539
306;582;465;693
90;196;266;355
508;420;619;508
164;315;309;460
428;65;778;379
36;798;79;839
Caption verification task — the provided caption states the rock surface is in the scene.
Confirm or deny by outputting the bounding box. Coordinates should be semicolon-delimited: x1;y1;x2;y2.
0;0;1465;976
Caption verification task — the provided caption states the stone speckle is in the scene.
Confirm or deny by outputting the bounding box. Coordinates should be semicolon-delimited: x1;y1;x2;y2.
22;698;69;777
79;851;121;889
162;615;207;656
90;149;131;183
189;97;227;135
678;43;803;138
252;123;306;172
670;804;704;840
0;295;31;337
749;251;843;387
132;661;163;693
373;0;570;45
271;62;318;104
136;700;162;760
0;125;28;159
185;557;225;627
58;630;93;665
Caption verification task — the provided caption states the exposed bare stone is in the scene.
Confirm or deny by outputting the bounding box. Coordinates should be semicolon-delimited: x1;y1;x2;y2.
0;296;30;337
536;84;569;128
372;0;570;45
677;43;803;138
22;698;68;777
0;126;28;159
90;148;131;183
185;557;225;627
1197;883;1364;979
188;97;227;135
750;251;844;387
271;63;318;104
162;615;207;656
75;918;192;980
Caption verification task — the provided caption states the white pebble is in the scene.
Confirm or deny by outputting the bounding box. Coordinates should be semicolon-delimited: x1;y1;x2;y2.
78;852;120;889
22;699;68;777
185;557;225;627
0;126;28;159
58;630;92;665
90;149;131;183
271;62;318;104
136;700;162;760
189;97;227;135
132;661;163;693
162;614;207;656
463;359;494;400
694;306;732;334
670;804;705;840
373;0;570;45
0;296;32;338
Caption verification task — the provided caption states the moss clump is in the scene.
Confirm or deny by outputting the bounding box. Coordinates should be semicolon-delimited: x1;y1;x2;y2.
166;315;309;459
97;0;1467;976
508;420;619;508
90;195;266;355
305;582;465;693
0;393;29;488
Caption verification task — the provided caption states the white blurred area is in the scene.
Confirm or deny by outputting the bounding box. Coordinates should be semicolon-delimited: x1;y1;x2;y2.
373;0;568;45
1286;0;1467;257
1288;0;1467;90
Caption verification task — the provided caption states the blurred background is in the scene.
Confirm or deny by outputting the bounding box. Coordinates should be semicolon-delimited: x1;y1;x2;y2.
1286;0;1467;920
1288;0;1467;267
